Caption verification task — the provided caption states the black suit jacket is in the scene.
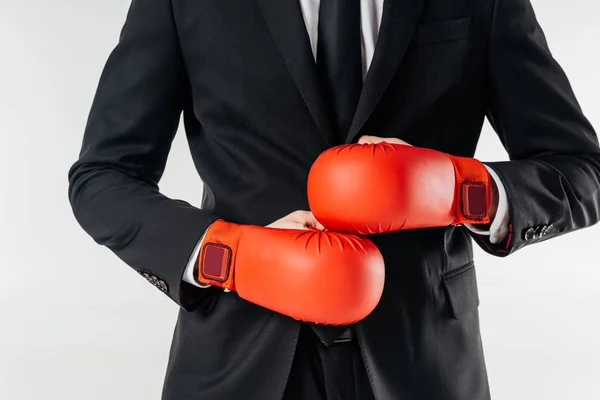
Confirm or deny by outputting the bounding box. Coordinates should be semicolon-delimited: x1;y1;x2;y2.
68;0;600;399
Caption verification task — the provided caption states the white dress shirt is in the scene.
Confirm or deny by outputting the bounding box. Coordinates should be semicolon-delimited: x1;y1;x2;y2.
183;0;510;288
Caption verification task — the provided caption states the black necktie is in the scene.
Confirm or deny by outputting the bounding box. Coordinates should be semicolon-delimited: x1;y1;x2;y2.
309;0;363;346
317;0;363;140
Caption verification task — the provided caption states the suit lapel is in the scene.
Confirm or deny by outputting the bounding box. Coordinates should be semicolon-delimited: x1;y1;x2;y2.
346;0;426;144
257;0;338;146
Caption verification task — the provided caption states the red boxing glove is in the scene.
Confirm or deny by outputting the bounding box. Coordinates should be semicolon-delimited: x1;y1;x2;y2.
307;143;492;234
196;220;385;325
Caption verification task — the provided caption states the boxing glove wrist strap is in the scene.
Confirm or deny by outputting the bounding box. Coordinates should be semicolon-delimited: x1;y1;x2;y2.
449;156;492;225
196;220;244;290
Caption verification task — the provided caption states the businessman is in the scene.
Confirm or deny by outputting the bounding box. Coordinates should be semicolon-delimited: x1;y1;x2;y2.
68;0;600;399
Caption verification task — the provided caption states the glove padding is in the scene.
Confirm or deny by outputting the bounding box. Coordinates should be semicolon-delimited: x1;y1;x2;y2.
307;143;492;234
197;220;385;325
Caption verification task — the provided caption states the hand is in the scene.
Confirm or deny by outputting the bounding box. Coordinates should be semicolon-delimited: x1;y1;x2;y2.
359;136;498;225
266;210;325;230
358;135;412;146
308;143;496;234
196;219;384;324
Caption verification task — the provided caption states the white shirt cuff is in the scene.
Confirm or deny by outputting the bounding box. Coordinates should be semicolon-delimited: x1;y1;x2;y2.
182;231;211;288
464;165;510;244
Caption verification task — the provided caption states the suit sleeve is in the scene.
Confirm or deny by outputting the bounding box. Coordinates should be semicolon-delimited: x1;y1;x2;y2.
67;0;219;309
471;0;600;256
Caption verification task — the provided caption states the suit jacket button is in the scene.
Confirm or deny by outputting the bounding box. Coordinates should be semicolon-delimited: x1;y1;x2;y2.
158;280;168;293
524;227;535;241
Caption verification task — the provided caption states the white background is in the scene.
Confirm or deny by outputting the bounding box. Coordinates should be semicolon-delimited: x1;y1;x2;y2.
1;1;599;399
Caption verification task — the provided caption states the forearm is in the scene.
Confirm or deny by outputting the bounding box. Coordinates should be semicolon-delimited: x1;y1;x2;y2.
480;154;600;255
68;163;219;308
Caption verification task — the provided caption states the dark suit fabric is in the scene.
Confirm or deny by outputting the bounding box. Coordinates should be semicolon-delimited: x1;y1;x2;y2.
282;326;374;400
68;0;600;399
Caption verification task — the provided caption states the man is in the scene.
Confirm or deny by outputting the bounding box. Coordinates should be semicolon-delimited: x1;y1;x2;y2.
68;0;600;399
